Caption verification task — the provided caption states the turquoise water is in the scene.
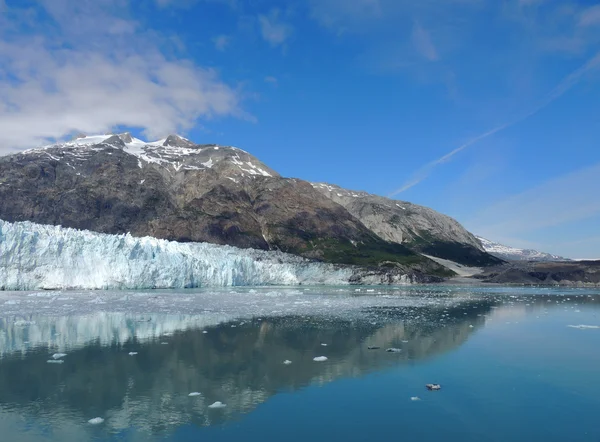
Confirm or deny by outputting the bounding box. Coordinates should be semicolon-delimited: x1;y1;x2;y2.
0;286;599;441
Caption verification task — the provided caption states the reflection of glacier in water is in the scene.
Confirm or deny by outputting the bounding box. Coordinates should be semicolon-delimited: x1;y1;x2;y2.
0;287;488;356
0;287;599;440
0;287;500;435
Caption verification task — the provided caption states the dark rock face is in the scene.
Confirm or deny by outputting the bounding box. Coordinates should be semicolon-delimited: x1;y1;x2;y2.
0;134;497;278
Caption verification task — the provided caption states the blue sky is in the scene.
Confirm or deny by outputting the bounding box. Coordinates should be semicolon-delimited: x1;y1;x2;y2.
0;0;599;258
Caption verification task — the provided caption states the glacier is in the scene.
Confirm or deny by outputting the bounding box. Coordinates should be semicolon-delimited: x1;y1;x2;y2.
0;219;413;290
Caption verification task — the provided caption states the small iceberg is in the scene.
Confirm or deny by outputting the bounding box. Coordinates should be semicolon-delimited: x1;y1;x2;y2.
386;348;402;353
568;325;600;329
411;397;421;401
52;353;67;360
426;384;441;391
313;356;328;362
208;401;227;409
367;346;380;350
283;360;292;365
321;343;328;346
47;360;64;364
88;417;104;425
128;352;138;356
188;392;202;397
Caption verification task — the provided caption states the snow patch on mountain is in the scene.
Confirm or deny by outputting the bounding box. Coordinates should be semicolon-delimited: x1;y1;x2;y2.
22;133;275;179
476;236;568;262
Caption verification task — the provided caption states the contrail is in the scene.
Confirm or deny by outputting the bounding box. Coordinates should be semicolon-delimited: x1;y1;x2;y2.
388;51;600;197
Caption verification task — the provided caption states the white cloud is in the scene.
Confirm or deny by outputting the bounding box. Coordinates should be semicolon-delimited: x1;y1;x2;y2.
258;9;293;47
411;22;438;61
212;34;231;51
264;76;278;84
0;0;247;152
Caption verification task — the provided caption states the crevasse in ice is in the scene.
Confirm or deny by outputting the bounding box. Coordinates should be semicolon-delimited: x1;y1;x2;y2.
0;219;358;290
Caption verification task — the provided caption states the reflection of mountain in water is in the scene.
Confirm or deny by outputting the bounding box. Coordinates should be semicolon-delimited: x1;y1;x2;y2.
0;299;495;434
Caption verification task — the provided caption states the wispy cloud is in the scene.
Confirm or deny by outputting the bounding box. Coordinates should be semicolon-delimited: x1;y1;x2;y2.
212;34;231;51
264;76;278;85
411;22;438;61
258;9;293;47
309;0;381;33
0;0;247;152
388;50;600;196
579;5;600;28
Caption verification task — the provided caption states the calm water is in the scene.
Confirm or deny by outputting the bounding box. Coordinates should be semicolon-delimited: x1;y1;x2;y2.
0;286;599;442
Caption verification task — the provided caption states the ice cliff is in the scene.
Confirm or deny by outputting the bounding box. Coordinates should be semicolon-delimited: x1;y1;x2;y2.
0;220;414;290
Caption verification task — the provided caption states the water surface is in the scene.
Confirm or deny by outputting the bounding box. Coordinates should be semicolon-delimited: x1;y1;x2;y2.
0;286;599;441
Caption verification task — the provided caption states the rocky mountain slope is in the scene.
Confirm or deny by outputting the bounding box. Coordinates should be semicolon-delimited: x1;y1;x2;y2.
312;183;502;267
476;236;569;262
0;133;500;278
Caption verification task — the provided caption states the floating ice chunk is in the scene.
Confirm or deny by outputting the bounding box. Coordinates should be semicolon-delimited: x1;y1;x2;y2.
208;401;227;409
47;359;64;364
313;356;328;362
386;348;402;353
128;352;138;356
469;325;474;328
411;397;421;401
283;360;292;365
367;346;380;350
52;353;67;359
321;343;328;346
568;325;600;329
88;417;104;425
426;384;441;391
188;392;202;397
202;331;208;334
161;342;169;345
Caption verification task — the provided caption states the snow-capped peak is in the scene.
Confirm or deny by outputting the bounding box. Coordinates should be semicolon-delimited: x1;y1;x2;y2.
162;134;194;148
476;236;569;262
19;132;277;180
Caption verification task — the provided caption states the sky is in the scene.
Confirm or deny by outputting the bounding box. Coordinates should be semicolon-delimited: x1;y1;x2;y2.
0;0;599;259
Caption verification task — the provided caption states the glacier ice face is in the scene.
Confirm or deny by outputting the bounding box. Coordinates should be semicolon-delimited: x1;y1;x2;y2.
0;220;363;290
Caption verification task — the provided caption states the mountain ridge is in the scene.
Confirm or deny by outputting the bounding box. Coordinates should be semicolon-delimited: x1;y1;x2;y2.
0;133;501;279
476;236;569;262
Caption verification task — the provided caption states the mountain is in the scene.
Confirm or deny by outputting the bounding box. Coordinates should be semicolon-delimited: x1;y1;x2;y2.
0;133;500;280
476;236;569;262
313;183;502;267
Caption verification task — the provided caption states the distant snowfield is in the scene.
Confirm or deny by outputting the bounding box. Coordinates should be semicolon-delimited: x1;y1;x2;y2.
0;219;365;290
476;236;567;262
